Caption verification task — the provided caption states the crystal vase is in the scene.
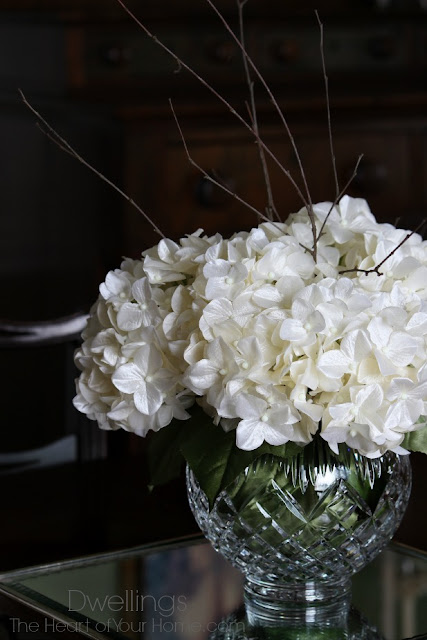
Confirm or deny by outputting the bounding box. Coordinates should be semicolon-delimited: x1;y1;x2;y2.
186;439;411;622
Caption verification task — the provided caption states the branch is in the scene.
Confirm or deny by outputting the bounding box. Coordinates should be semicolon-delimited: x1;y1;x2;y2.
169;101;284;229
316;154;363;242
204;0;319;259
205;0;312;213
238;0;279;222
374;219;427;270
339;218;427;276
113;0;310;220
316;11;339;199
19;90;166;240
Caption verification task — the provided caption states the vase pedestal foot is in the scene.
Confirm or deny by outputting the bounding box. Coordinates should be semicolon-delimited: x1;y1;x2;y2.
243;576;352;626
208;606;384;640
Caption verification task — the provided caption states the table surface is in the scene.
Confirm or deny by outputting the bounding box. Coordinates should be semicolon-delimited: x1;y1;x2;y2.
0;535;426;640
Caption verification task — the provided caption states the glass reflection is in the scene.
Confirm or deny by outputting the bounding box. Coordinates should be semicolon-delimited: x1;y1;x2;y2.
208;605;384;640
2;540;427;640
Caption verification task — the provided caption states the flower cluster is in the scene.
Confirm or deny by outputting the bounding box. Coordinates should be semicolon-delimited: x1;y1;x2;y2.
74;196;427;458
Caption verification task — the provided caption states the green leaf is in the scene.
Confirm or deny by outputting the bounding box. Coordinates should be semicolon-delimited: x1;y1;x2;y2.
180;418;241;509
147;419;188;487
148;404;310;507
258;441;303;460
403;423;427;455
180;410;302;508
147;404;216;488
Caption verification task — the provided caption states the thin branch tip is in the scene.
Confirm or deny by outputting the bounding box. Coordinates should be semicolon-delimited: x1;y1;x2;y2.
115;0;308;219
339;217;427;277
205;0;312;209
238;0;279;222
21;90;166;239
20;5;423;282
170;97;281;227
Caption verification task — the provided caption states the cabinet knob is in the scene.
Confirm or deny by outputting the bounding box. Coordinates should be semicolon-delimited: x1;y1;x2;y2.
195;173;235;208
99;44;132;67
346;159;388;194
207;40;236;64
273;39;300;63
367;34;395;60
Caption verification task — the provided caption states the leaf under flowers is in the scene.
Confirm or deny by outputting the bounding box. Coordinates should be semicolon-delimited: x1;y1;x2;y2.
179;407;302;508
402;420;427;455
148;404;302;508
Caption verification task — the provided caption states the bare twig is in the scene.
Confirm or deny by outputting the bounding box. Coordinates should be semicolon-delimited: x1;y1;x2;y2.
339;219;427;276
19;90;166;239
316;154;363;242
373;220;427;270
205;0;311;209
170;100;283;228
243;101;302;225
113;0;310;230
203;0;320;260
316;11;339;199
238;0;279;222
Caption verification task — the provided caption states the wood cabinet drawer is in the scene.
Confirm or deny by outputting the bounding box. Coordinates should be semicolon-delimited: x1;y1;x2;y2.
66;20;426;95
301;129;412;223
122;120;421;255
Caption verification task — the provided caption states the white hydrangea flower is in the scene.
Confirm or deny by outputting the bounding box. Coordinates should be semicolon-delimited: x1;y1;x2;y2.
317;330;372;381
203;259;248;300
183;337;239;411
73;195;427;456
252;240;315;282
279;299;326;347
312;195;378;244
99;270;133;306
112;344;175;415
116;278;161;332
367;316;418;376
88;328;125;370
234;391;301;451
385;378;427;429
321;422;385;458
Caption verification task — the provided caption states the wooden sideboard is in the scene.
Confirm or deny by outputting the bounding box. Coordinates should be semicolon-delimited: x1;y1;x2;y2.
0;0;427;570
118;112;427;255
1;1;427;261
62;2;427;254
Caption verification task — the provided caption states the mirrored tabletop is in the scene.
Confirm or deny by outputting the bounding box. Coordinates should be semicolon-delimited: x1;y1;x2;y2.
0;535;426;640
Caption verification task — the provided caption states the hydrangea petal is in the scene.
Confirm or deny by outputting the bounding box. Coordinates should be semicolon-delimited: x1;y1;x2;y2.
117;303;144;331
317;350;349;378
134;381;163;415
280;319;306;342
236;419;265;450
112;363;143;394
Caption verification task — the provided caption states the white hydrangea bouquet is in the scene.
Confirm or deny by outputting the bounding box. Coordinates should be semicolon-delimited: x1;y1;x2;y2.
72;192;427;504
24;0;427;508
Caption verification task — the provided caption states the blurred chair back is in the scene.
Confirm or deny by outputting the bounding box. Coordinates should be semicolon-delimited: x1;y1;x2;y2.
0;313;107;475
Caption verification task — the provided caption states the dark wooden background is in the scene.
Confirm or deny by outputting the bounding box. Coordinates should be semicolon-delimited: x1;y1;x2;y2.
1;0;426;570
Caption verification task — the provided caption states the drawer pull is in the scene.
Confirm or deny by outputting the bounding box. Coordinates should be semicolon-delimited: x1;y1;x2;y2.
207;40;236;64
345;159;388;194
195;173;235;208
100;44;132;67
367;35;395;60
273;39;300;64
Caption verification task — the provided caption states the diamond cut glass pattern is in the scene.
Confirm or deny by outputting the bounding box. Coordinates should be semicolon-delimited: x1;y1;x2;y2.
186;443;411;614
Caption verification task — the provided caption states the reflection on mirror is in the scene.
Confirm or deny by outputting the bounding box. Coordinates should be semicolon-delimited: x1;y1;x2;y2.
1;539;427;640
